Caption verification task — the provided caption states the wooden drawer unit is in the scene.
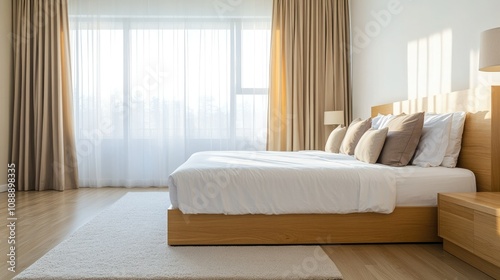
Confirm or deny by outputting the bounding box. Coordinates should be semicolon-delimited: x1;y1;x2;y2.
439;199;475;252
438;193;500;279
475;212;500;267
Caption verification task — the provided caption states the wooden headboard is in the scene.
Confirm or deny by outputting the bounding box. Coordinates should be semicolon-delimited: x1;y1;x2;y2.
371;86;500;192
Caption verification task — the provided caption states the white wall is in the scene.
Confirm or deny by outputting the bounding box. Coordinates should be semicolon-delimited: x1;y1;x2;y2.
351;0;500;118
0;0;12;190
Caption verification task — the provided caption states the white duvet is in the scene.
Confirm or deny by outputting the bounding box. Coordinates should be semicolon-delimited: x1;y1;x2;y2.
168;151;398;215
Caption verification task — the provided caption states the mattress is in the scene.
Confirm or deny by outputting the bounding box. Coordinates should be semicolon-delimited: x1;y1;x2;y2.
394;165;475;206
167;151;476;215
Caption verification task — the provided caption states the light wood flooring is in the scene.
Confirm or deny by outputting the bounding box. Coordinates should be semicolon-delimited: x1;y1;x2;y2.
0;188;493;280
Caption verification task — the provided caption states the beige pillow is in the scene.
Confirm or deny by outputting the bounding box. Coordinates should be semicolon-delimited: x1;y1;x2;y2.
339;118;372;155
325;125;347;153
378;112;425;167
355;128;389;164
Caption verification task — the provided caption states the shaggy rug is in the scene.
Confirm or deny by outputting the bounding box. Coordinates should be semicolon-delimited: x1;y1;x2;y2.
14;192;342;279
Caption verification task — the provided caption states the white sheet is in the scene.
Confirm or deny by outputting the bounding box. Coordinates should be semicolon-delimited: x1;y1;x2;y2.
394;166;475;206
168;151;476;215
168;151;397;214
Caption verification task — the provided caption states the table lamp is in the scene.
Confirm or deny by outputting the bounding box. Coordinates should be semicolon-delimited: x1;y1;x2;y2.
324;111;344;126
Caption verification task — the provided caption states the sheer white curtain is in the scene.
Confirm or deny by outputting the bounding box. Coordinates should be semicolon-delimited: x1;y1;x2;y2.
68;0;272;187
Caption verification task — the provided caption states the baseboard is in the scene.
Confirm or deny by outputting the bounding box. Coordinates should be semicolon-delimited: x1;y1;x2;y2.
0;184;7;193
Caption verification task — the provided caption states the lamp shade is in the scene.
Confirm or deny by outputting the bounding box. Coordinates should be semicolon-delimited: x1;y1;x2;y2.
324;111;344;125
479;27;500;72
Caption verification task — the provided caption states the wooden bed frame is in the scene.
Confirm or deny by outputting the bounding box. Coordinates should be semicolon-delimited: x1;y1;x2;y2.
168;86;500;245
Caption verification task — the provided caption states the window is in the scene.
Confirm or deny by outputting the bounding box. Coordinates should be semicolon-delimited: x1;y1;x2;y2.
69;1;271;187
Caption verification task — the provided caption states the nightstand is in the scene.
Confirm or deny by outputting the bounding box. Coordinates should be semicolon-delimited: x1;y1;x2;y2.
438;192;500;279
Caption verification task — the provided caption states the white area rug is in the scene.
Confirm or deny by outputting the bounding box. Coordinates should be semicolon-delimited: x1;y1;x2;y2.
14;192;342;280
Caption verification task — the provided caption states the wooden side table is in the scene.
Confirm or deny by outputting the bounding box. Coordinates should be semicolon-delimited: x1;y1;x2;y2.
438;192;500;279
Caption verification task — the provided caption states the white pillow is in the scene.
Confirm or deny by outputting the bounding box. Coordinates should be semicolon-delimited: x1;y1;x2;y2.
372;114;396;129
441;112;466;168
412;113;453;167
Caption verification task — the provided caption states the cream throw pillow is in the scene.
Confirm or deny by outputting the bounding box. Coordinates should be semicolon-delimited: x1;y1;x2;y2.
378;112;425;167
325;125;347;153
339;118;372;155
355;128;389;164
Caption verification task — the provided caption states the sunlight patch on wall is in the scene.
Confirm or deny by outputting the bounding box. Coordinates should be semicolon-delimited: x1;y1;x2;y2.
407;29;452;100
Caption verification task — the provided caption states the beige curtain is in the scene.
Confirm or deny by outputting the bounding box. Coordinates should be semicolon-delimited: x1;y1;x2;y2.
267;0;351;151
11;0;78;191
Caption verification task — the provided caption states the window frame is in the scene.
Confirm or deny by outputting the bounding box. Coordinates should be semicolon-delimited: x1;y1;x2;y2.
71;17;270;142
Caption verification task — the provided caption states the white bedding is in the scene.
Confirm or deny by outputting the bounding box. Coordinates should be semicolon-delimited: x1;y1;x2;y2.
167;151;476;215
168;151;398;214
395;166;475;206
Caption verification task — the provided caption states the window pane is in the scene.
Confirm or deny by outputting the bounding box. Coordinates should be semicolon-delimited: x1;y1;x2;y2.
72;26;124;140
241;21;271;89
185;26;231;139
70;15;271;186
129;28;163;140
235;94;268;150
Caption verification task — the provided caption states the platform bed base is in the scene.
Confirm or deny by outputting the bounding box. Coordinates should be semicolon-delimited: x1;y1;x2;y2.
167;207;441;245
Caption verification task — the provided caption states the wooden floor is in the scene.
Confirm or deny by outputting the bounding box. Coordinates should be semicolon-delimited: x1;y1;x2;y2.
0;188;493;280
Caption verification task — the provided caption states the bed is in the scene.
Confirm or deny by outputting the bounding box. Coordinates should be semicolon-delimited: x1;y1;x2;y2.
167;86;500;245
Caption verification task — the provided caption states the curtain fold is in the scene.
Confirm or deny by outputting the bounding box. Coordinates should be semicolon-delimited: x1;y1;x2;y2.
267;0;351;151
12;0;79;191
